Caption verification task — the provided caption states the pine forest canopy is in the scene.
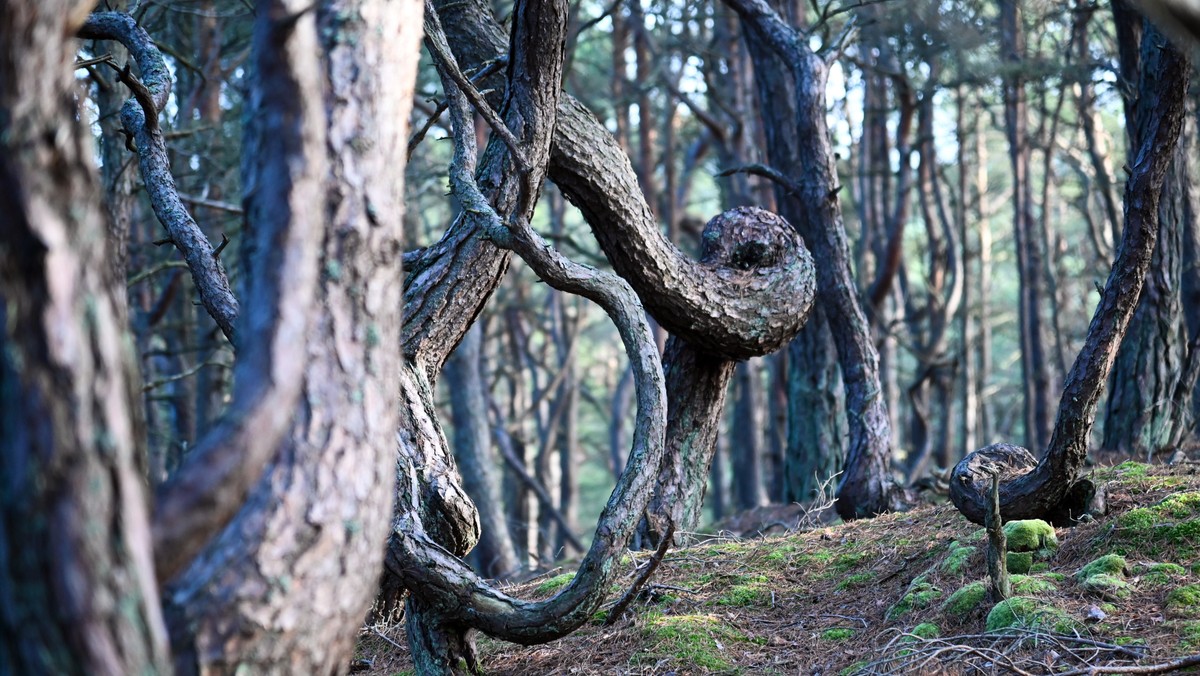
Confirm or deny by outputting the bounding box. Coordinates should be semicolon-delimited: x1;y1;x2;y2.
0;0;1196;673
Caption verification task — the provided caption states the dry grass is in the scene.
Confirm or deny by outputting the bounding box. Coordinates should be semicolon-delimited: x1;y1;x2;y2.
355;459;1200;675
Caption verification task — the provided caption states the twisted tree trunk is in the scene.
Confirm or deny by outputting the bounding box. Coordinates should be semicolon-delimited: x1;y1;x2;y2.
950;24;1191;526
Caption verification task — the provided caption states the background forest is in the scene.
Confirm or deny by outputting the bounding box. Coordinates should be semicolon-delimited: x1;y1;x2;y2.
2;0;1199;673
96;0;1197;569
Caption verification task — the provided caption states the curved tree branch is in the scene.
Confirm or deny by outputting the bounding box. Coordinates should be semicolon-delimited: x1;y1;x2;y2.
389;6;669;650
80;12;240;342
427;0;815;361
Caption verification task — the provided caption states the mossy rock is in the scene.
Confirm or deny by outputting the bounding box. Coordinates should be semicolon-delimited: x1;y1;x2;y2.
940;542;977;575
1003;519;1058;552
535;572;576;595
1081;573;1132;600
887;577;942;620
1078;554;1129;581
639;613;745;672
821;627;855;641
1011;574;1058;595
985;597;1070;632
1166;584;1200;618
943;581;987;616
1142;562;1187;585
1006;551;1033;574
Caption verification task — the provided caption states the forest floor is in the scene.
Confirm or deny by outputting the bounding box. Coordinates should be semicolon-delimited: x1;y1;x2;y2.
356;459;1200;674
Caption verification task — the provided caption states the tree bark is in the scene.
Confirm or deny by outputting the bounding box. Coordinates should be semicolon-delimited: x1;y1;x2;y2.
165;1;419;671
0;4;168;671
1103;15;1194;458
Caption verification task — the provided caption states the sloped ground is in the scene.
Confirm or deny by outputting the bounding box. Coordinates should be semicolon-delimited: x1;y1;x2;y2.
358;461;1200;674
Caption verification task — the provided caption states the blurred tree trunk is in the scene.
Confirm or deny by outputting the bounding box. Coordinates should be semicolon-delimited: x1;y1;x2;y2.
446;325;520;578
165;1;419;671
732;359;767;510
0;4;168;671
1000;0;1055;451
784;306;845;502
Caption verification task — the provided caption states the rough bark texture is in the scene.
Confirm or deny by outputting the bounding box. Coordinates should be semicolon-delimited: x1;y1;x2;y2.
1103;17;1194;457
727;0;901;519
164;1;419;672
0;3;169;672
950;26;1190;526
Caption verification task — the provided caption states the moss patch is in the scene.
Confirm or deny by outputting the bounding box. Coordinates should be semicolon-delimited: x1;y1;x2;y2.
887;577;942;620
943;581;988;616
1142;562;1187;585
1006;551;1033;574
1078;554;1129;581
1011;574;1057;595
1082;573;1131;600
1114;492;1200;557
985;597;1070;632
911;622;941;639
940;542;977;575
639;613;745;671
535;572;576;595
821;628;855;641
1179;620;1200;649
1166;584;1200;618
837;571;876;590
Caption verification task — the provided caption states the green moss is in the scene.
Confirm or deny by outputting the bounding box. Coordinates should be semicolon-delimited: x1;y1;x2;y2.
1143;562;1187;585
1112;461;1151;478
1082;573;1132;600
832;551;869;572
718;584;767;607
765;544;797;562
887;578;942;620
1114;636;1146;647
943;581;988;616
985;597;1069;632
1029;562;1050;573
911;622;941;639
535;572;575;595
640;613;745;672
1003;520;1058;552
1166;584;1200;618
1114;492;1200;557
821;628;855;641
838;572;876;590
1006;551;1033;574
1079;554;1129;581
838;660;869;675
1011;574;1058;594
1179;620;1200;649
940;542;977;575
